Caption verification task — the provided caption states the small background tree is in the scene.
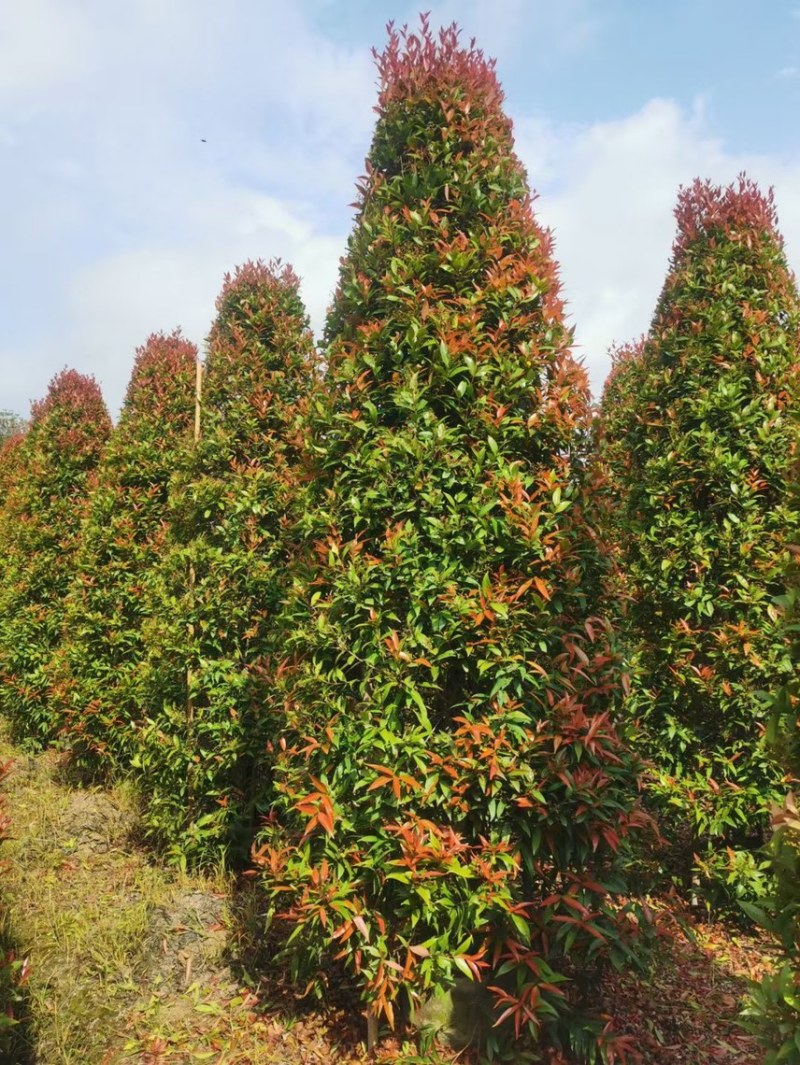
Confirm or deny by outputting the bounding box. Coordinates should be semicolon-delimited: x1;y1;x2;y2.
258;19;644;1059
54;332;198;774
596;176;800;906
133;261;317;864
0;370;111;744
0;411;25;447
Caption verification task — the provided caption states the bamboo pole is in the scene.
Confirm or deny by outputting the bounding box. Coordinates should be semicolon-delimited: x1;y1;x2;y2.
194;356;202;444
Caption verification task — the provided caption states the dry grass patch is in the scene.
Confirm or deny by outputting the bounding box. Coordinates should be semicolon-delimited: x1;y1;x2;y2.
0;733;368;1063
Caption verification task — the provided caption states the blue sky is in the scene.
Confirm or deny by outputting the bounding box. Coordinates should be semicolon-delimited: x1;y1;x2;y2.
1;0;799;417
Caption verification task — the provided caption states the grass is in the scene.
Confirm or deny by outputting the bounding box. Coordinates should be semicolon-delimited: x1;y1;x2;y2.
0;738;176;1061
0;733;369;1063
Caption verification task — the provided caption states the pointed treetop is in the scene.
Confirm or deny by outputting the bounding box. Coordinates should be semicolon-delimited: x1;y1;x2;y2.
328;15;571;374
208;259;310;361
31;368;106;423
213;259;302;323
653;173;800;342
671;174;784;259
601;338;645;405
28;369;111;460
375;13;503;112
215;258;301;309
122;330;198;420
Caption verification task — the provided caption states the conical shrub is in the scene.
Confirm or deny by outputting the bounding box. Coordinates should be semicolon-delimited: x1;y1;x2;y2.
0;369;111;744
133;261;318;864
596;176;800;905
258;19;644;1055
54;332;198;773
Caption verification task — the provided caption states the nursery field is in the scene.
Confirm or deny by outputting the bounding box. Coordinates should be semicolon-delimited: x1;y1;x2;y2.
0;14;798;1065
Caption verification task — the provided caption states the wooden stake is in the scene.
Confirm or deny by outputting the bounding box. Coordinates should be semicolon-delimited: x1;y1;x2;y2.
366;1010;378;1054
194;356;202;444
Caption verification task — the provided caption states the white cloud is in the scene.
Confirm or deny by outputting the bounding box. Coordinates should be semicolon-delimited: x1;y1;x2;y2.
517;99;800;393
61;189;347;410
0;0;375;415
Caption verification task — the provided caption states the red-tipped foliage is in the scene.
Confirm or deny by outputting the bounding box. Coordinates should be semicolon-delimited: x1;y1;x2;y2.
123;330;199;419
28;369;109;464
259;19;644;1057
375;14;504;109
0;370;111;744
671;175;783;262
602;340;645;411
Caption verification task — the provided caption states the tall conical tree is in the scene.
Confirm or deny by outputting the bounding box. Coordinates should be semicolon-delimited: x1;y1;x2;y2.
597;176;800;904
0;370;111;744
259;20;644;1053
54;332;198;773
133;261;317;863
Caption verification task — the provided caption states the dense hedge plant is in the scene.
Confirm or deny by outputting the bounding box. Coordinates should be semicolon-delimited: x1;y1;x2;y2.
596;177;800;905
742;489;800;1061
133;261;317;864
591;342;645;600
257;20;645;1059
53;332;198;774
0;431;26;510
0;370;111;745
0;414;28;519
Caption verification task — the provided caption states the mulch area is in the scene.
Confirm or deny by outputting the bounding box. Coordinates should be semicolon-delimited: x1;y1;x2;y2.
590;897;775;1065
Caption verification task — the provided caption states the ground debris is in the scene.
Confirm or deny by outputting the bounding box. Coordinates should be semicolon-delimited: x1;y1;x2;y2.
593;898;774;1065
